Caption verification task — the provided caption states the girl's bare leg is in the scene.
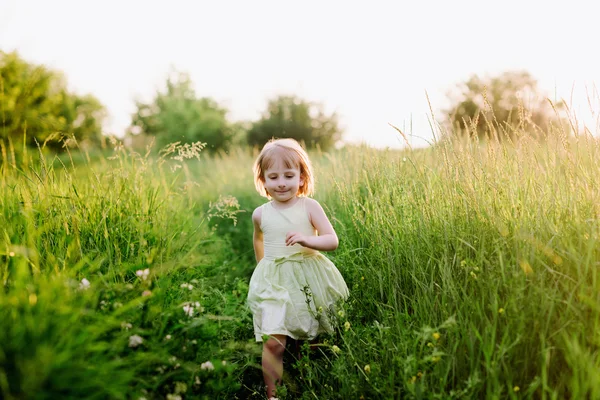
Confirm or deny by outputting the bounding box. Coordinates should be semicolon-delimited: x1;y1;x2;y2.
262;334;287;399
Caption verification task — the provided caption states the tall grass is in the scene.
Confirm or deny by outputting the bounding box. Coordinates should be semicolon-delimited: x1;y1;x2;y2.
0;140;251;399
315;134;600;399
1;123;599;398
186;129;599;398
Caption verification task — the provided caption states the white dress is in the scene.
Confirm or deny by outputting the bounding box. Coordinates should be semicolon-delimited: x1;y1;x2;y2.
246;197;349;342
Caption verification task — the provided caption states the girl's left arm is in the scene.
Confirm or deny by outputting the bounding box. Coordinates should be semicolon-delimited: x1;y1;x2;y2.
285;198;339;251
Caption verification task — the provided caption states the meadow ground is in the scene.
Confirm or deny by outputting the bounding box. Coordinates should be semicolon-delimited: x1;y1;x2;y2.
1;131;599;399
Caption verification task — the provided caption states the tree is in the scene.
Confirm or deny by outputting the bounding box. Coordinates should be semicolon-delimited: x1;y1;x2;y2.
128;72;233;152
0;51;106;150
444;71;565;141
247;95;342;151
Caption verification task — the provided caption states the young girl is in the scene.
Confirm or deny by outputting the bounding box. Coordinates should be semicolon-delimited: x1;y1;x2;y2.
246;138;349;400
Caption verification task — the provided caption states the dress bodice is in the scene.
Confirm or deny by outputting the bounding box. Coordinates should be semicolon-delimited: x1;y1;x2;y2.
261;197;317;260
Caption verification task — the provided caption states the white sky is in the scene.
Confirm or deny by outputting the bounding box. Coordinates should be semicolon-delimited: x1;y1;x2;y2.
1;0;599;148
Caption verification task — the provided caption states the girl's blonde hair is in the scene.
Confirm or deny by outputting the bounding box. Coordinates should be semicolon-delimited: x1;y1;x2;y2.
253;138;315;198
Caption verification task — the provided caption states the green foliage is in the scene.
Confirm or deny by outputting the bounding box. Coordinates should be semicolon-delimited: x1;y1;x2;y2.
0;140;251;399
192;134;600;399
129;71;234;153
0;51;106;151
2;125;600;398
444;70;566;141
247;95;342;151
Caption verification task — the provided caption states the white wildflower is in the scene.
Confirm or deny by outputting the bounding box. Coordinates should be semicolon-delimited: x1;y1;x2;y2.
79;278;90;290
165;334;172;340
128;334;143;348
200;361;214;371
183;304;194;317
121;322;133;330
135;268;150;281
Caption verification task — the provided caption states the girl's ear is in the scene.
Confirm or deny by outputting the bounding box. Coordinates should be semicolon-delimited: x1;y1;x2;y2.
299;175;305;187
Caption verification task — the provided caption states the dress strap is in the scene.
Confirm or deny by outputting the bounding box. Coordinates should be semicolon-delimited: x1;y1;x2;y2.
259;202;269;230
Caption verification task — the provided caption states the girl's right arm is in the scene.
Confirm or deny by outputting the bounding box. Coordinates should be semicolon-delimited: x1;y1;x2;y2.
252;207;264;263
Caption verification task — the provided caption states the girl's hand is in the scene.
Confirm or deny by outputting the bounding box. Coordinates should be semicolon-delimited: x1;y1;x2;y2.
285;231;309;247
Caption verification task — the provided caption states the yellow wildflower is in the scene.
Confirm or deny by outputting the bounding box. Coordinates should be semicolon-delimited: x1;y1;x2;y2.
344;321;351;331
519;260;533;276
552;256;563;265
331;345;341;354
432;332;441;341
498;308;505;314
513;386;520;392
364;364;371;374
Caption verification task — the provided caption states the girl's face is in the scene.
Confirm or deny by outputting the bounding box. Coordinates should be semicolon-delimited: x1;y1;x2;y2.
263;157;304;204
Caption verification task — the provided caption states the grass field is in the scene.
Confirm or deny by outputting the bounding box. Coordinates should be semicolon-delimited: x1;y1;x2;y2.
1;129;599;399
